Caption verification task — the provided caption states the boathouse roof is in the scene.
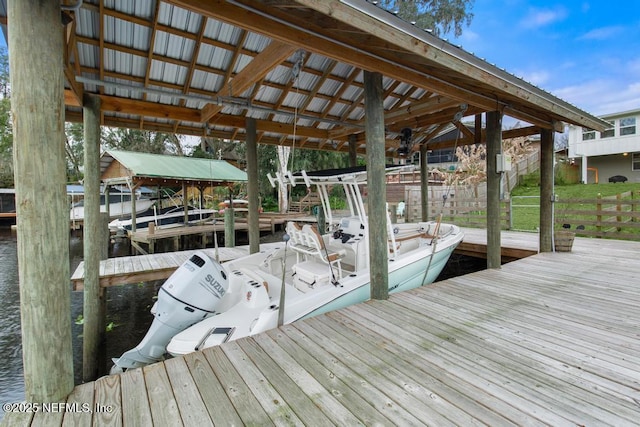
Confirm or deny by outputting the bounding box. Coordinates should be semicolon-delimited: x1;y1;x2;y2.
0;0;610;156
100;150;248;187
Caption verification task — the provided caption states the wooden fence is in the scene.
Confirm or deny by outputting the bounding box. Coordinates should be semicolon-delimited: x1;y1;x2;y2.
404;192;511;229
403;190;640;242
555;190;640;240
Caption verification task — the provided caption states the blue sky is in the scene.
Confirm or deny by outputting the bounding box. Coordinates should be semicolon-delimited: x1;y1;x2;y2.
450;0;640;117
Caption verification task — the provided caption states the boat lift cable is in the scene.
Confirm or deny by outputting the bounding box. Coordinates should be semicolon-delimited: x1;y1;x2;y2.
289;50;305;173
421;111;463;284
277;234;290;327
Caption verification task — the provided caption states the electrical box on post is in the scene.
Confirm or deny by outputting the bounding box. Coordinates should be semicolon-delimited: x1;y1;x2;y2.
496;154;512;172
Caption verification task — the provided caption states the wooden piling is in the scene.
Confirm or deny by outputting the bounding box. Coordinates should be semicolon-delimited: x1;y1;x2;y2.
363;71;388;300
225;207;235;248
485;110;503;269
246;117;260;254
9;0;74;401
540;128;554;252
82;93;104;381
348;134;358;167
420;143;429;221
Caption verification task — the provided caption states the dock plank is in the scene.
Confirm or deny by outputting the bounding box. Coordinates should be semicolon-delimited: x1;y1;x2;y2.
251;333;366;427
119;368;152;427
70;245;262;290
61;382;94;426
164;357;213;426
222;341;307;425
202;346;274;426
273;323;414;425
182;351;244;426
263;326;395;426
93;374;121;426
292;317;477;426
142;363;182;426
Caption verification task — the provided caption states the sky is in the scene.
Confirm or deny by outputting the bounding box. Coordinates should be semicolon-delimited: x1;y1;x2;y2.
449;0;640;118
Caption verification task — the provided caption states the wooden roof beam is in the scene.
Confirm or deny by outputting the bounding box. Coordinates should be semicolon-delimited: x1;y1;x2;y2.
91;95;336;140
425;125;543;150
200;40;298;123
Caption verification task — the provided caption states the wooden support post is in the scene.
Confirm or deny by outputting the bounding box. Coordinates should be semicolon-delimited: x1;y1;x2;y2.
225;207;235;248
486;111;503;269
99;213;110;260
246;117;260;254
474;114;482;145
9;0;74;401
364;71;388;300
348;134;358;167
129;182;137;233
540;128;554;252
82;93;103;381
104;186;111;218
420;143;429;221
148;222;156;254
182;181;189;225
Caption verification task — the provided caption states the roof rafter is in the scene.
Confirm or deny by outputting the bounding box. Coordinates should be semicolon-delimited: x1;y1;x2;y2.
200;40;298;123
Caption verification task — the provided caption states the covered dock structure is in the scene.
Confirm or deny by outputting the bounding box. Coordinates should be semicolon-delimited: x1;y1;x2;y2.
2;0;609;408
99;149;248;231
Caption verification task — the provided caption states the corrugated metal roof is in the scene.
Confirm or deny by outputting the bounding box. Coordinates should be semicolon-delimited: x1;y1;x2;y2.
1;0;609;158
103;150;247;183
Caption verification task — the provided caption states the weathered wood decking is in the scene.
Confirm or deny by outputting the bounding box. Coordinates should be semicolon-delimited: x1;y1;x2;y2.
70;246;252;291
5;234;640;426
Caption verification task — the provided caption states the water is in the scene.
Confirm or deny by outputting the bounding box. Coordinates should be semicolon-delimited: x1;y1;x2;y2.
0;227;160;422
0;228;22;422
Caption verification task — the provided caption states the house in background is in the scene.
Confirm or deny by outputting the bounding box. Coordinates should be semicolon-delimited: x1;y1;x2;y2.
568;108;640;183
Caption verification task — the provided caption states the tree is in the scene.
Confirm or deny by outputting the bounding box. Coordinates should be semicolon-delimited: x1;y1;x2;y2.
377;0;474;37
101;127;182;155
65;122;86;182
0;47;12;187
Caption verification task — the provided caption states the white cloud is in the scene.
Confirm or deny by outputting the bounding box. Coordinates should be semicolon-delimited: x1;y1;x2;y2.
553;79;640;116
519;70;551;86
578;26;624;41
520;7;568;30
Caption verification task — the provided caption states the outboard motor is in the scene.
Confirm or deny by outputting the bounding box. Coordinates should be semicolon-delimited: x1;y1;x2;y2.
111;252;229;372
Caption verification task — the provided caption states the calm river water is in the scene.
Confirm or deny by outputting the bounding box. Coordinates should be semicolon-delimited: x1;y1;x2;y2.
0;226;161;422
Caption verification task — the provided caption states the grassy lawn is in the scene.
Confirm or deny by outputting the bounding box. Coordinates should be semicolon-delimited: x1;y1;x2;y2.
510;180;640;233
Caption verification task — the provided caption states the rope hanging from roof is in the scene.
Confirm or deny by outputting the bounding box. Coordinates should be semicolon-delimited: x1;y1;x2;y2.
437;104;468;214
288;49;306;172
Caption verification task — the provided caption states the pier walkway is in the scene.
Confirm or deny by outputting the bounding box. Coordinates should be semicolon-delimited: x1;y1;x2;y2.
5;234;640;426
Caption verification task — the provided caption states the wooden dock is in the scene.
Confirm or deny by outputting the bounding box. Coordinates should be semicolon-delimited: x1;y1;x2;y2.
127;215;288;254
6;234;640;426
71;246;253;291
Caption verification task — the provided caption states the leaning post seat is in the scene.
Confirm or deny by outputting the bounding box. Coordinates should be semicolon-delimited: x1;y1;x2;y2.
285;222;345;288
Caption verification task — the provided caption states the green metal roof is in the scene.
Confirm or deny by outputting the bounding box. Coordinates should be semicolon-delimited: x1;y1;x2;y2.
101;150;247;184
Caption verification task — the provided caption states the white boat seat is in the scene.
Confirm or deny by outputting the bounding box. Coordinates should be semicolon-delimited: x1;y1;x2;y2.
292;260;334;292
286;221;345;281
